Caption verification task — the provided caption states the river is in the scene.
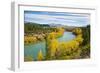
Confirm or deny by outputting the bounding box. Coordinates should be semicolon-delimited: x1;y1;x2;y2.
24;31;75;60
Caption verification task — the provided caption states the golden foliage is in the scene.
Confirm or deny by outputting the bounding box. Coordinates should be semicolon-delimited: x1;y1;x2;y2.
24;36;37;44
73;28;82;35
49;39;59;57
24;56;33;62
46;27;83;59
37;50;44;61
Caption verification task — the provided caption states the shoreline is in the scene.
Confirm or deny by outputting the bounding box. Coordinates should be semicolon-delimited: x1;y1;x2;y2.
24;30;75;45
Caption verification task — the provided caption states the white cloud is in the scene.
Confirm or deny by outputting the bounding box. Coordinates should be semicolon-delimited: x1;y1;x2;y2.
24;11;90;26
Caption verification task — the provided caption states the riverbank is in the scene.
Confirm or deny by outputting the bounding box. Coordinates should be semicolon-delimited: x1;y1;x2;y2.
24;27;64;45
24;31;76;61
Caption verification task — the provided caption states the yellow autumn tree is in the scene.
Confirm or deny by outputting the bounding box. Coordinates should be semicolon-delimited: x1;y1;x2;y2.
48;32;56;39
49;39;59;57
75;35;83;44
46;27;83;59
58;42;68;55
56;27;64;37
73;28;82;35
24;36;37;44
37;50;44;61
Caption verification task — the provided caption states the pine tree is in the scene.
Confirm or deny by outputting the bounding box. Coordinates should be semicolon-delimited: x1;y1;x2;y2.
37;50;44;61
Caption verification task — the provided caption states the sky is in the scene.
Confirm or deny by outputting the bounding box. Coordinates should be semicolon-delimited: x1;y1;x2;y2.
24;11;90;27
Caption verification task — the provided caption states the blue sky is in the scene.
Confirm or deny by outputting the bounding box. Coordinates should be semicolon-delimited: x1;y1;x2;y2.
24;11;90;27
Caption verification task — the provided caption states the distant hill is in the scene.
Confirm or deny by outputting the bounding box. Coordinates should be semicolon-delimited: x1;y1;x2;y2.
24;22;50;27
24;22;84;31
